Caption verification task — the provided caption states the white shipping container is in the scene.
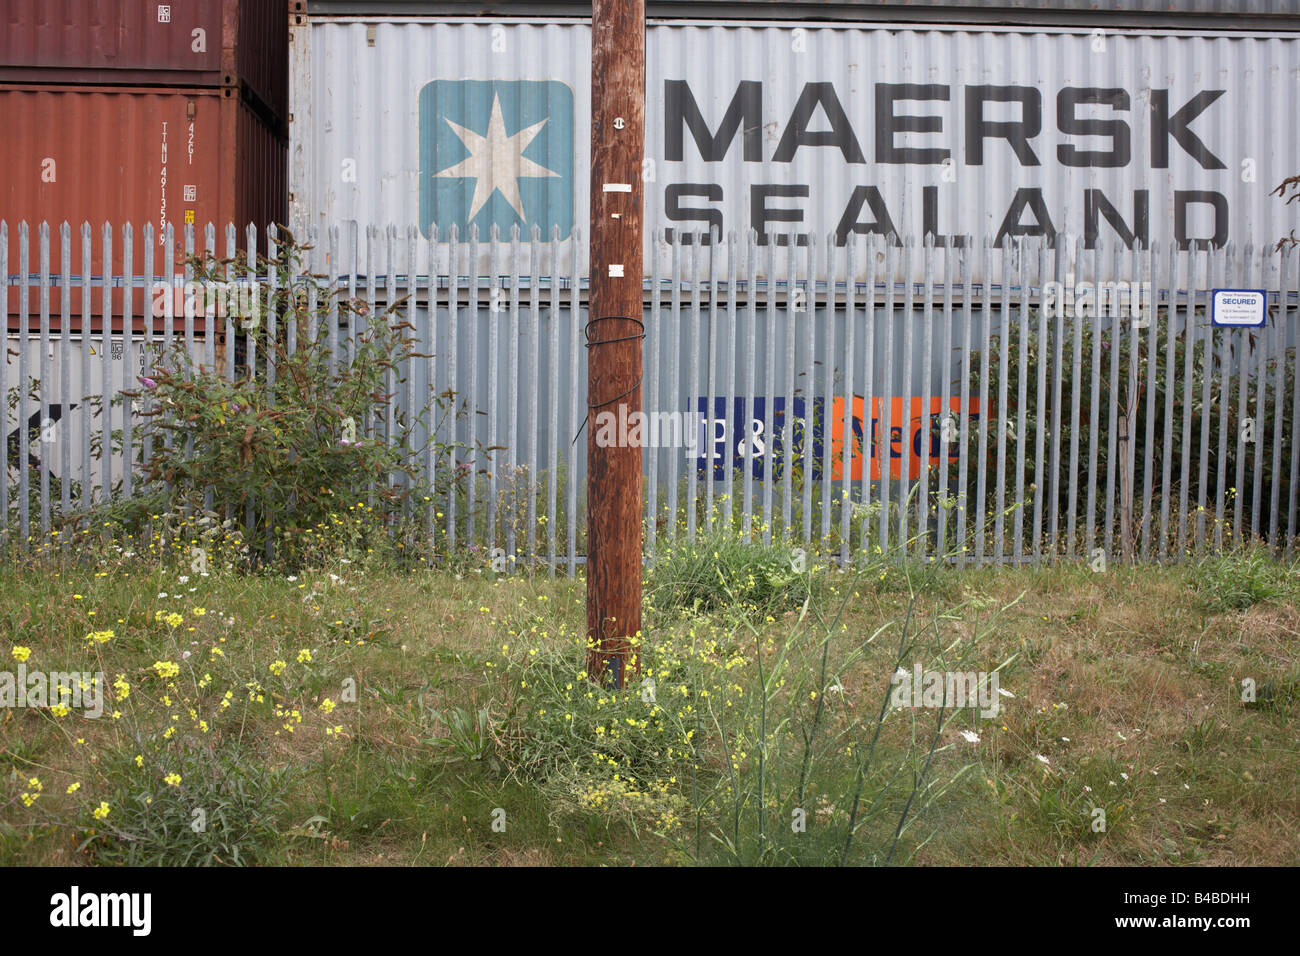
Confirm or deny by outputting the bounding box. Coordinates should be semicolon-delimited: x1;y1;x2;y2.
290;17;1300;282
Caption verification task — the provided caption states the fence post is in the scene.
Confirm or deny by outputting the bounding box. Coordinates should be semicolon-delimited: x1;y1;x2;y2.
39;222;51;538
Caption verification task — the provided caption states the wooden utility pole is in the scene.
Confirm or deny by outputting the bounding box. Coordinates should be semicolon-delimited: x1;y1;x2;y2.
586;0;645;689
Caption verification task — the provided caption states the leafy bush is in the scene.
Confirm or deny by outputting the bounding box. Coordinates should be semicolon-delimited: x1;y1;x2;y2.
113;236;450;567
422;705;495;763
647;530;818;616
959;302;1295;558
497;530;1012;863
1190;547;1299;611
84;739;293;866
7;591;348;867
494;620;695;834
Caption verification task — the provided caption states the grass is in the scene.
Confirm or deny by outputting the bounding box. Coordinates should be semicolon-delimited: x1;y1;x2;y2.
2;538;1299;867
1190;546;1300;612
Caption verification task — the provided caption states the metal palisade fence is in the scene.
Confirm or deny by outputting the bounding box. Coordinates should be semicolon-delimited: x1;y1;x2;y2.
2;219;1298;571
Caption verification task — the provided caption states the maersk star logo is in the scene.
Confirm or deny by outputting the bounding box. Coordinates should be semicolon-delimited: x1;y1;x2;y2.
419;80;575;240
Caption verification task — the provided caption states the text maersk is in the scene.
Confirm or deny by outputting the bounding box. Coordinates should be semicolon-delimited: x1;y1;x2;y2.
663;81;1230;248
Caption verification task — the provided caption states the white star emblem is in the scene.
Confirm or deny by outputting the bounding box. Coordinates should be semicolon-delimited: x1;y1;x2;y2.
434;93;561;223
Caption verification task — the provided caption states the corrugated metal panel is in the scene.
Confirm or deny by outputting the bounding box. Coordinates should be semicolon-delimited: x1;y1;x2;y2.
708;0;1298;8
302;0;1300;28
1;84;286;329
290;19;1300;282
834;0;1298;8
235;0;289;124
0;0;287;122
4;334;207;501
237;92;290;235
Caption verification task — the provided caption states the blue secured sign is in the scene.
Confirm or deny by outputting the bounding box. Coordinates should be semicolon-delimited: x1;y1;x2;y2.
1211;289;1266;327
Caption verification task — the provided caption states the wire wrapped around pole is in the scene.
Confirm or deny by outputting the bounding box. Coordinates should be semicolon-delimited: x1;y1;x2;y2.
573;314;646;445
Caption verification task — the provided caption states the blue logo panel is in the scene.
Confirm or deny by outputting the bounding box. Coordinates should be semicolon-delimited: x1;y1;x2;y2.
696;397;808;482
419;79;575;240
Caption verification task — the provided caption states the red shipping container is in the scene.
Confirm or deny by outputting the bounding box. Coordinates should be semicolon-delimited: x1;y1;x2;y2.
0;83;287;333
0;0;288;125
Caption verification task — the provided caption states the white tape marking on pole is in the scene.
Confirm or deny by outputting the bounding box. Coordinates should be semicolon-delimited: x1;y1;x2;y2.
603;183;632;193
608;264;625;277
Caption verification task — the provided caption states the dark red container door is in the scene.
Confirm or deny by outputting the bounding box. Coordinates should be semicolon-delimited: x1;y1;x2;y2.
1;84;286;332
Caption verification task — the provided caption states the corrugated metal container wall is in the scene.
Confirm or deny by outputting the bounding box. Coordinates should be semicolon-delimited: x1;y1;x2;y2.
234;0;289;124
725;0;1300;11
0;0;288;122
237;91;290;234
304;0;1300;20
0;84;287;331
290;19;1300;283
4;334;208;499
